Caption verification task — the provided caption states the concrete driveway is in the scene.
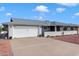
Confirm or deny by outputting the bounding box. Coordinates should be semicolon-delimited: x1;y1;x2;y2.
10;37;79;56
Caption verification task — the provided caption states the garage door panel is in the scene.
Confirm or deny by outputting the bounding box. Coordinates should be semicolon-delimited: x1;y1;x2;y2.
13;26;38;38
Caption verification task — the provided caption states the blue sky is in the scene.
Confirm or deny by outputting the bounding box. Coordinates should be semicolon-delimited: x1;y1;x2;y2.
0;3;79;24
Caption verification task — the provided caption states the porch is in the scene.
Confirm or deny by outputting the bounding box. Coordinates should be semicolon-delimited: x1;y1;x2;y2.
43;26;78;37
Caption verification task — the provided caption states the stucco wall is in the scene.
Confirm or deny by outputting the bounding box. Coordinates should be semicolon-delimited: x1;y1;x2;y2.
44;30;77;37
8;25;14;38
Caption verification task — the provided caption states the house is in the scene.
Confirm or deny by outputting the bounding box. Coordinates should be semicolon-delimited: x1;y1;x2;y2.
2;18;79;39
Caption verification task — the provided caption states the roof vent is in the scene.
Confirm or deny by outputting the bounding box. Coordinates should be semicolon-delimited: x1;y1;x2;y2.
10;18;13;22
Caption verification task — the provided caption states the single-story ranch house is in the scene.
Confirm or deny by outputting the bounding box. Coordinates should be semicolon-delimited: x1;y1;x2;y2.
2;18;79;39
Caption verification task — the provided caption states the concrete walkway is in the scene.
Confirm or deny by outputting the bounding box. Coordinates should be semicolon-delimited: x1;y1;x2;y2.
10;37;79;56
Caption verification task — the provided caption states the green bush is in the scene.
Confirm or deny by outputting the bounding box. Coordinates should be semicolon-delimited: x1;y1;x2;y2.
0;25;4;32
0;26;2;32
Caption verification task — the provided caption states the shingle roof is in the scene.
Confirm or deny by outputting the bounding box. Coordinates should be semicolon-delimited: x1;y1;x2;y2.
2;18;79;27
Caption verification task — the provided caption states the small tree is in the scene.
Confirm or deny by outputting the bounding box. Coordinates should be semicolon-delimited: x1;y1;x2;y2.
0;26;2;34
0;25;4;34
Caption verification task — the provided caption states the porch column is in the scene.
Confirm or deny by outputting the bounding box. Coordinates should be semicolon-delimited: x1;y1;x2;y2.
60;27;63;31
67;27;71;31
77;27;79;34
55;26;57;32
60;26;64;35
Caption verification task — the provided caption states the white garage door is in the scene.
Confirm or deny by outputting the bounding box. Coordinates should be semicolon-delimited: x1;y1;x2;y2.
13;26;39;38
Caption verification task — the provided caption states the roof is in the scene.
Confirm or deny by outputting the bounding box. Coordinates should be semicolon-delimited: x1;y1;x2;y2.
2;18;79;27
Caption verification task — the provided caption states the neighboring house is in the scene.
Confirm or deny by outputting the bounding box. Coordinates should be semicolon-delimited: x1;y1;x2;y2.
2;18;79;39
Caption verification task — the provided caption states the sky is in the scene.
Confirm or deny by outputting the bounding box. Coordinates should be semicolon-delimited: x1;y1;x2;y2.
0;3;79;24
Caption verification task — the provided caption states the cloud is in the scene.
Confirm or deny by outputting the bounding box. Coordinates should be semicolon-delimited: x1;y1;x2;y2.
0;6;5;11
6;13;12;16
58;3;78;7
74;12;79;16
56;8;66;13
38;16;43;20
72;12;79;18
34;5;49;13
34;16;44;20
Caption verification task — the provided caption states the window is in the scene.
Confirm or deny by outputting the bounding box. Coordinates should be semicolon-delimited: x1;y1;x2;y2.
44;26;50;31
71;27;74;30
50;26;55;31
63;27;67;31
57;26;60;31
